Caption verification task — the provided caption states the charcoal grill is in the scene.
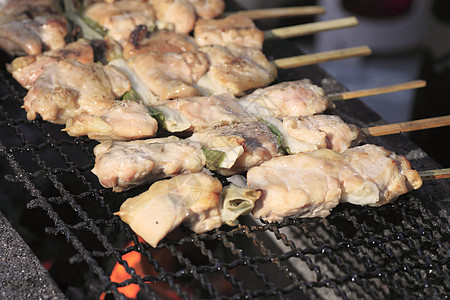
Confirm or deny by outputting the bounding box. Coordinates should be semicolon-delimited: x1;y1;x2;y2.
0;4;449;299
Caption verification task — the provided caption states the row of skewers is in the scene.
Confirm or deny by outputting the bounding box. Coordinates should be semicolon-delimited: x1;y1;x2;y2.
1;0;449;250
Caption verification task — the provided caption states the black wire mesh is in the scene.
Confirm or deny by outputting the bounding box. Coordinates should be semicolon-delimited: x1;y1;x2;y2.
0;33;449;300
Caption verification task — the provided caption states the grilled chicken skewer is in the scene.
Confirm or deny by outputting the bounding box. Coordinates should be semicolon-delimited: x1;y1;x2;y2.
112;20;366;100
64;79;425;142
247;144;423;222
62;79;332;140
189;114;450;175
115;143;444;247
83;1;326;43
84;0;225;37
194;15;358;49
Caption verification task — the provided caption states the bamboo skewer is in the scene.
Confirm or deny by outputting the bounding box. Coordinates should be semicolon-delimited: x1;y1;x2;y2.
265;17;359;40
226;6;326;19
362;115;450;137
419;169;450;180
328;80;427;101
273;46;372;69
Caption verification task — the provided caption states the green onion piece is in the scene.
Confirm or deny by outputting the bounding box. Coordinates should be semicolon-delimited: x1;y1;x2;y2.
64;12;105;40
62;0;77;13
108;59;159;105
147;107;166;129
155;106;191;132
261;119;291;155
122;88;141;101
82;16;107;36
220;184;262;226
203;147;226;171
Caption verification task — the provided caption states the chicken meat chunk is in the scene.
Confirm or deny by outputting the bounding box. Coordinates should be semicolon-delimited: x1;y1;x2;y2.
7;39;94;89
84;0;156;47
115;172;223;247
23;59;130;124
123;28;198;59
239;79;333;118
64;100;158;141
0;0;67;55
194;14;264;49
157;93;257;131
247;144;422;222
152;0;196;34
196;44;277;96
92;136;206;192
342;144;422;206
282;114;363;153
186;0;225;19
126;51;209;100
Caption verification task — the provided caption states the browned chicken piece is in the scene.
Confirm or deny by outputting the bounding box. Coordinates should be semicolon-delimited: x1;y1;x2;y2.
196;44;277;96
158;93;257;131
64;100;158;141
91;136;206;192
239;79;334;118
84;0;155;47
186;0;225;19
23;59;131;124
342;145;422;206
282;114;363;153
6;39;94;89
152;0;196;34
194;14;264;49
123;28;198;59
127;51;209;100
0;0;67;55
115;172;222;247
190;122;280;175
247;144;422;223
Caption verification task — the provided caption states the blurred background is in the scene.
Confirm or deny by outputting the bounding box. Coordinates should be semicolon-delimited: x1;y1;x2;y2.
235;0;450;166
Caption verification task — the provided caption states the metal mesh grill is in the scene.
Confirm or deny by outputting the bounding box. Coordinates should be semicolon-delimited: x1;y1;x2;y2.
1;36;449;299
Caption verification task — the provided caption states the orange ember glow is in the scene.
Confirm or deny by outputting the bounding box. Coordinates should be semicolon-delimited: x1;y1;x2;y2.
100;236;186;300
100;239;145;300
100;231;234;299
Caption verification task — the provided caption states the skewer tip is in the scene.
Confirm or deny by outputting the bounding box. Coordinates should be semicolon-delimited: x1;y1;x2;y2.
419;169;450;180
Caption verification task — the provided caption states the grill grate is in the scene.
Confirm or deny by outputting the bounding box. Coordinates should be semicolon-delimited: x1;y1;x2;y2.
1;36;449;299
